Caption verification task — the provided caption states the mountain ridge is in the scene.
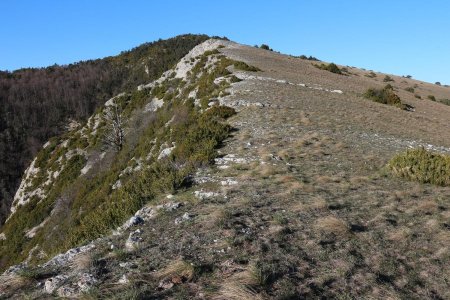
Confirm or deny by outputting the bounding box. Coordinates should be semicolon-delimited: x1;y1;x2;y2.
1;37;450;299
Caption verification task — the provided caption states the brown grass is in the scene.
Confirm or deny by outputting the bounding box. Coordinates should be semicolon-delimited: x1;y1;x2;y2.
314;175;342;184
387;227;411;242
157;259;194;281
0;274;31;296
213;268;263;300
69;252;93;271
307;197;328;211
415;200;438;215
255;163;281;178
315;216;350;237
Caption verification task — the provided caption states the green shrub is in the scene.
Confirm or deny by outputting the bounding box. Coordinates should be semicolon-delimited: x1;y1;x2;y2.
151;83;168;99
233;61;261;72
427;95;436;101
299;55;319;61
203;49;220;56
384;84;394;90
365;71;377;78
363;86;404;109
388;148;450;186
405;87;415;93
34;138;59;168
435;82;441;86
383;75;394;82
314;63;342;75
228;75;242;83
204;106;236;119
260;44;272;51
439;99;450;106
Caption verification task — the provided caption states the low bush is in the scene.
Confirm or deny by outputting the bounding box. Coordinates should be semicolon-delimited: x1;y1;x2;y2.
233;61;261;72
405;87;415;93
314;63;342;75
438;99;450;106
383;75;394;82
384;84;394;90
260;44;272;51
363;86;404;109
427;95;436;101
229;75;242;83
204;105;236;119
388;148;450;186
299;55;319;61
365;71;377;78
203;49;220;56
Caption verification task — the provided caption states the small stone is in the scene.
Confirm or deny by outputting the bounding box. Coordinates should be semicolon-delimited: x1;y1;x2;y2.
162;202;183;212
220;179;238;186
44;275;68;294
158;278;174;290
57;286;77;298
125;229;143;251
194;190;219;200
175;212;193;224
77;273;97;291
118;274;129;284
129;216;144;226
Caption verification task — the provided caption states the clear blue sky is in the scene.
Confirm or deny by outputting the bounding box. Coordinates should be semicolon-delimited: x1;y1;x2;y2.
1;0;449;84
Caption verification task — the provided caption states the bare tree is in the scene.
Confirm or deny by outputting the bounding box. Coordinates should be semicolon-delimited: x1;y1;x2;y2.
102;104;126;151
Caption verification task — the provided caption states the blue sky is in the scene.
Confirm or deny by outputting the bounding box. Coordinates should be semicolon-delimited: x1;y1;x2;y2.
1;0;449;84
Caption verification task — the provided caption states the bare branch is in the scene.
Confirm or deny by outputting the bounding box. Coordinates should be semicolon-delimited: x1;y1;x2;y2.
102;104;126;151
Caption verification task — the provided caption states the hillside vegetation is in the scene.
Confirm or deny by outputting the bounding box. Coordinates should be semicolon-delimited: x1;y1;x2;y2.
0;43;254;272
0;34;209;224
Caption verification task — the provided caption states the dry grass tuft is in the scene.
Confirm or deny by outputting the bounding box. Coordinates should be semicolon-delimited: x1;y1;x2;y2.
415;200;438;215
349;176;369;185
255;163;281;178
69;252;93;272
307;197;328;211
0;274;31;296
199;207;227;229
387;227;411;242
315;216;349;237
276;149;290;160
157;259;194;281
315;175;341;184
213;268;263;300
299;111;311;125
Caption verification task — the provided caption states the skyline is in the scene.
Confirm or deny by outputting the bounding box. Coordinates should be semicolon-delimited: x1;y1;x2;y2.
1;0;449;85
